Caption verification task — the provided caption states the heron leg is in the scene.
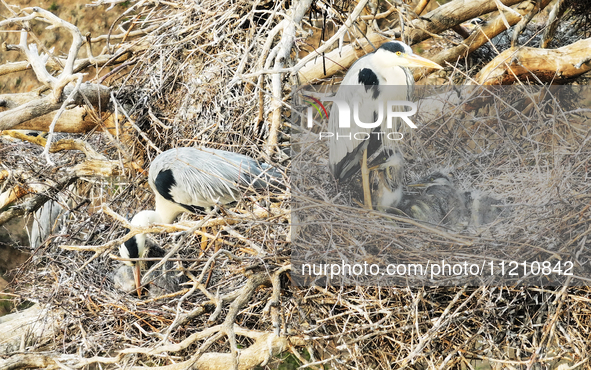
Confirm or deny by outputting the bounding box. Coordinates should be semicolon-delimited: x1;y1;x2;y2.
361;148;372;210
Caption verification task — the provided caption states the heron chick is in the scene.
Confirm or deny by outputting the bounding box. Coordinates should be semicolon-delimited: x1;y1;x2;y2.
465;190;507;227
405;172;469;227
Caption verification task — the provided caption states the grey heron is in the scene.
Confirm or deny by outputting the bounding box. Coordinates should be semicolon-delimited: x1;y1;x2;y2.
405;172;469;227
115;233;186;297
120;147;281;296
327;41;442;209
30;198;67;249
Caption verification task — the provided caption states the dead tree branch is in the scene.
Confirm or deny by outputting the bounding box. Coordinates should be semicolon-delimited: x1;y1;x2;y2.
297;0;531;82
266;0;313;155
476;37;591;84
414;0;552;80
0;7;111;133
0;81;111;132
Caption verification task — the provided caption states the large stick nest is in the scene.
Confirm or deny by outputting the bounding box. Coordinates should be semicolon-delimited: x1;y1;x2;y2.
1;0;591;369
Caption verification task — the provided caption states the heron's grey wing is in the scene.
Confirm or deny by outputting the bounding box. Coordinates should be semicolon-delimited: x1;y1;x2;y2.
30;199;64;249
199;148;281;187
150;148;279;209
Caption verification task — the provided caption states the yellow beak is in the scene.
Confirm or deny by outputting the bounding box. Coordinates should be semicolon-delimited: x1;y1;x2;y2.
402;53;443;70
133;263;142;297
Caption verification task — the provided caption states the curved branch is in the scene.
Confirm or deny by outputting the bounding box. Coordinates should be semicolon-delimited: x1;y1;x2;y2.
476;37;591;84
0;83;111;131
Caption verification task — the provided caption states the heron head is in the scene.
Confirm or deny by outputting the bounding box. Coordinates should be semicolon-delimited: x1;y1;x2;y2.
408;172;453;188
375;41;443;70
119;234;147;297
369;150;405;192
119;210;161;296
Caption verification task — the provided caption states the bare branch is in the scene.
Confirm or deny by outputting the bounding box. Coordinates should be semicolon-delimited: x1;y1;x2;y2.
266;0;314;155
476;37;591;84
0;83;111;131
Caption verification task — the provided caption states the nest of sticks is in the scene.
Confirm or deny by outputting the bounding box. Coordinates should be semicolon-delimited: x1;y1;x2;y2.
1;0;591;368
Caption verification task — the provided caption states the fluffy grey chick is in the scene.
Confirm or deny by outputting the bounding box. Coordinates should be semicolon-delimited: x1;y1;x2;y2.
403;172;469;227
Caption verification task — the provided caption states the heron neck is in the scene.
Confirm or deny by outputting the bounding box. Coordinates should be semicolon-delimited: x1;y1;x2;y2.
130;210;162;227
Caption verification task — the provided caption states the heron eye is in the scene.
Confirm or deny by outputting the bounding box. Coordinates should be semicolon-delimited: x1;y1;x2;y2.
396;51;402;56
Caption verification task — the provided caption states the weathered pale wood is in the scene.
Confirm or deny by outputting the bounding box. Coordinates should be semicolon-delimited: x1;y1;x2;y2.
9;107;97;133
476;37;591;84
298;0;528;82
0;84;111;131
413;0;552;80
0;304;64;355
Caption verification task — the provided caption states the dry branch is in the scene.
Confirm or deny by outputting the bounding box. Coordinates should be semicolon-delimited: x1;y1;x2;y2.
413;0;552;80
266;0;313;155
0;8;84;101
0;304;64;355
0;7;112;133
0;83;111;131
405;0;527;43
11;108;96;133
476;37;591;84
297;0;531;82
60;203;286;255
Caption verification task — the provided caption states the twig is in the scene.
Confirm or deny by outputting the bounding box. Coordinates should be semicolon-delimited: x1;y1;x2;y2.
266;0;314;155
43;74;84;165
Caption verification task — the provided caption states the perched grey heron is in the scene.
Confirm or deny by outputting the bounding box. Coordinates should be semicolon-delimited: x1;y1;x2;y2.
120;147;281;296
327;41;442;209
115;234;186;297
30;198;66;249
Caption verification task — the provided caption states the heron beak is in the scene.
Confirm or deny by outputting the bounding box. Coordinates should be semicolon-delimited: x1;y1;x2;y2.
407;182;427;188
402;53;443;70
133;263;142;297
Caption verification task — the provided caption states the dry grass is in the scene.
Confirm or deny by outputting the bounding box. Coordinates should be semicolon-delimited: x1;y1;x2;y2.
1;0;591;369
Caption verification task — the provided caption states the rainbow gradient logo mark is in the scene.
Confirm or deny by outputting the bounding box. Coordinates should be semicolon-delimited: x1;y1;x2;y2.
304;95;328;123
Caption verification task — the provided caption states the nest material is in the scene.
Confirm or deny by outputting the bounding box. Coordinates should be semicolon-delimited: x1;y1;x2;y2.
292;85;591;287
1;0;591;369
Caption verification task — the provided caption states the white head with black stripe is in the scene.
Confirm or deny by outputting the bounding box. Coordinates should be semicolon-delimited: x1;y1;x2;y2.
119;210;162;296
370;41;443;74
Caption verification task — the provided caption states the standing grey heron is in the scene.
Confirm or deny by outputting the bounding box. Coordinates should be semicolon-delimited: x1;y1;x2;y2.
327;41;442;209
120;147;281;296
